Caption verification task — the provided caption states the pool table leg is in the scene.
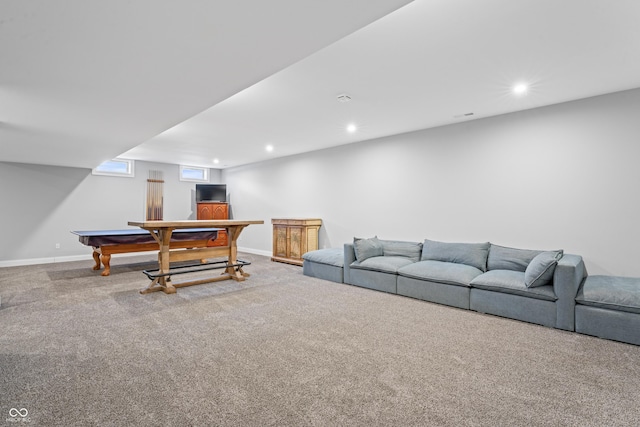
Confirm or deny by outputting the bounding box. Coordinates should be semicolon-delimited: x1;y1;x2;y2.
92;250;101;271
100;254;111;276
92;248;111;276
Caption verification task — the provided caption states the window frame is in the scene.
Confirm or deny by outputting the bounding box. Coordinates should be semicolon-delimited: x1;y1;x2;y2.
92;158;135;177
179;165;209;183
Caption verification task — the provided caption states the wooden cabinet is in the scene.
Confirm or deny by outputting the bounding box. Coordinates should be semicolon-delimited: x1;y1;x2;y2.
197;202;228;220
271;218;322;266
197;202;229;246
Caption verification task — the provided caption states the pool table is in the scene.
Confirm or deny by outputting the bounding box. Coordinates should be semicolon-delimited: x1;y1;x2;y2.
71;228;220;276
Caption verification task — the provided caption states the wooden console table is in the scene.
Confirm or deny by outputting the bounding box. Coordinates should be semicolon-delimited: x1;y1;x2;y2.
128;219;263;294
272;218;322;266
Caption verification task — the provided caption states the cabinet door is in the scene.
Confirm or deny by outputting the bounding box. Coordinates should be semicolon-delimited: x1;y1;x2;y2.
197;204;213;220
288;227;303;260
212;204;228;219
273;225;288;258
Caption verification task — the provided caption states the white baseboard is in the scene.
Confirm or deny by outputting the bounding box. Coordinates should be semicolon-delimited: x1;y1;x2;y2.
238;247;272;258
0;252;155;268
0;254;93;268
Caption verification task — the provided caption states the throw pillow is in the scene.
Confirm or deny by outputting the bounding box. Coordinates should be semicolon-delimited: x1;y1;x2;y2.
524;250;564;288
353;237;383;262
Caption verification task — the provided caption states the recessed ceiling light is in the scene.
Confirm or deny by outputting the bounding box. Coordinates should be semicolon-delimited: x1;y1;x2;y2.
337;94;352;103
513;83;528;95
265;144;274;152
213;158;219;164
347;123;357;133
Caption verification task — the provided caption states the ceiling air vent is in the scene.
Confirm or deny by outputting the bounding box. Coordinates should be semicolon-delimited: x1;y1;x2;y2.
336;94;352;103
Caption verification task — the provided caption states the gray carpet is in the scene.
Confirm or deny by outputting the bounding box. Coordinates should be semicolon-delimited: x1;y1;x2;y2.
1;253;639;426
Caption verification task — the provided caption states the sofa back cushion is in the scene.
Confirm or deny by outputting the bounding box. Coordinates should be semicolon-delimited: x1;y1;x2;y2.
488;245;543;272
380;240;422;262
421;239;490;272
353;237;383;262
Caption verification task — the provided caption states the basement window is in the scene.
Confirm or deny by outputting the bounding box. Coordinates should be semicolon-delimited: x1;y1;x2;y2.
180;165;209;182
92;158;135;177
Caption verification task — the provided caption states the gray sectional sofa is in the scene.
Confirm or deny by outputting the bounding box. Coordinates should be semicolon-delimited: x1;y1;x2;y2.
303;237;589;333
575;275;640;345
341;237;586;331
303;237;640;345
301;247;344;284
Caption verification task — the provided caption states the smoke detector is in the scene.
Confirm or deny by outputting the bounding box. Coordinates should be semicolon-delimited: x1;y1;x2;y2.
336;94;352;103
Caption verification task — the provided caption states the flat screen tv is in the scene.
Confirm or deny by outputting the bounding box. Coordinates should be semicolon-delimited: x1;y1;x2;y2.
196;184;227;202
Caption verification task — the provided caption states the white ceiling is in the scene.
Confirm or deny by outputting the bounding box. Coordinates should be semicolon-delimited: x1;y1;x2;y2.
0;0;411;168
3;0;640;170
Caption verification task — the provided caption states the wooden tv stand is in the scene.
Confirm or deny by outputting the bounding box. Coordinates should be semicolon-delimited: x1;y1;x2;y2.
196;201;229;246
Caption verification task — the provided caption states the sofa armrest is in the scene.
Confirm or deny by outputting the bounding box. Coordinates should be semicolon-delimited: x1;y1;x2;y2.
343;243;356;285
554;254;587;331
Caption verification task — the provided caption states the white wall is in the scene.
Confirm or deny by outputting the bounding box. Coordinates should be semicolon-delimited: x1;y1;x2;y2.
0;161;222;264
3;89;639;275
224;88;640;276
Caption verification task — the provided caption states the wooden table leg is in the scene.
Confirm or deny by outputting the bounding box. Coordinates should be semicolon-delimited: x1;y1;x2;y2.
140;228;177;294
92;248;111;276
100;254;111;276
158;228;176;293
92;250;101;271
225;225;248;281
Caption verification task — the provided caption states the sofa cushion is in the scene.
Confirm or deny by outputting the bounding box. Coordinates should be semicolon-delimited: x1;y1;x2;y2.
302;247;344;267
353;237;383;262
524;250;564;288
398;260;483;287
380;240;422;262
470;270;557;301
576;275;640;314
350;256;414;274
488;245;542;272
421;239;490;272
